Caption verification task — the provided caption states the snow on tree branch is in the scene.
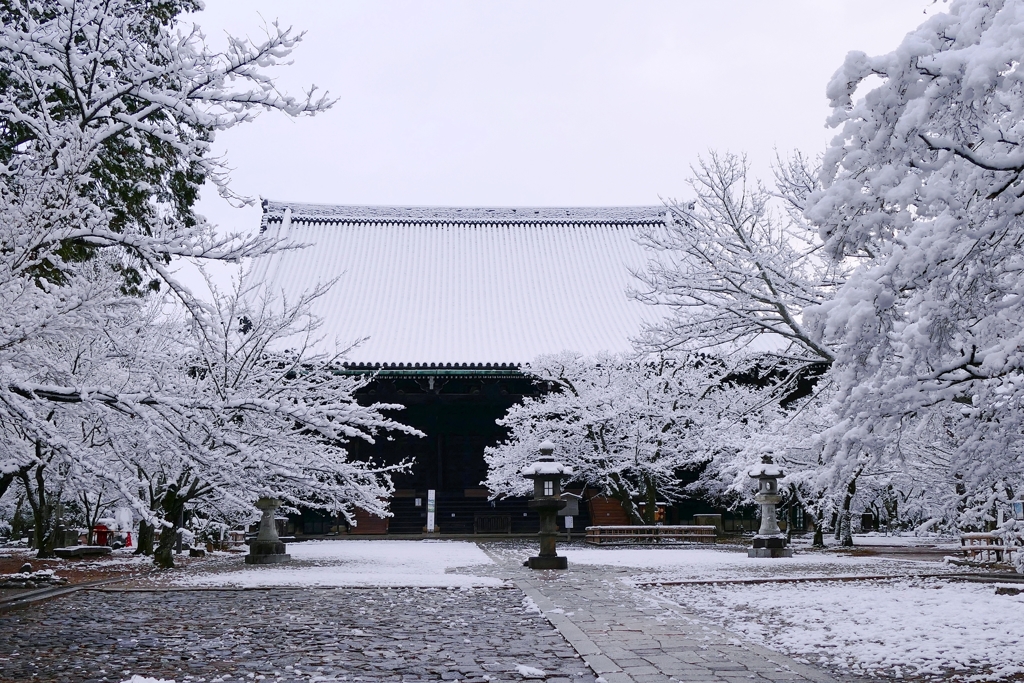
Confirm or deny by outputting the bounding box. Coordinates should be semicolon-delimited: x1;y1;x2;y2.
484;351;770;524
0;0;417;564
801;0;1024;534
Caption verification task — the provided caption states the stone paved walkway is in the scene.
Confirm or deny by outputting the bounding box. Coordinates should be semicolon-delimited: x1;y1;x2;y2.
0;586;596;683
0;542;859;683
480;545;849;683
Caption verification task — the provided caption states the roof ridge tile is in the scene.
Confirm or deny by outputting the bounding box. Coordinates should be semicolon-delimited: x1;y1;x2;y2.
261;200;667;226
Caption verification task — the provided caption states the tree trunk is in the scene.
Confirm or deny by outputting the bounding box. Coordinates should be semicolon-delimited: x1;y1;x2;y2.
81;490;106;546
151;475;211;568
20;456;59;559
839;474;858;547
620;495;644;525
28;496;57;558
9;495;29;540
607;474;643;525
642;474;658;525
135;519;155;556
838;509;853;546
812;526;824;547
153;521;178;569
153;491;187;569
31;506;57;558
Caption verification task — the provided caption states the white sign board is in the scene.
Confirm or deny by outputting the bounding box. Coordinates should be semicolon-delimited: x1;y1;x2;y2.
426;489;436;532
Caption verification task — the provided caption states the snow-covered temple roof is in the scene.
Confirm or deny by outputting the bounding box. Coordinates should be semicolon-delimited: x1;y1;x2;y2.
247;201;670;366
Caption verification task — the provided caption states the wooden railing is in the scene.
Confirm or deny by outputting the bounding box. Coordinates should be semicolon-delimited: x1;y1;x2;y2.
961;532;1007;562
585;525;717;545
474;513;512;534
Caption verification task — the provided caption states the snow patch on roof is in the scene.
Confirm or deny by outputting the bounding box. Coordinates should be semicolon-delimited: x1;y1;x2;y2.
248;202;671;365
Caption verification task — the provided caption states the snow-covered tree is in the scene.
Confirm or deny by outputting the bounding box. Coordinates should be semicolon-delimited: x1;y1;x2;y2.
633;151;839;392
144;276;420;567
484;352;768;523
805;0;1024;537
0;0;310;510
630;152;867;541
0;0;419;563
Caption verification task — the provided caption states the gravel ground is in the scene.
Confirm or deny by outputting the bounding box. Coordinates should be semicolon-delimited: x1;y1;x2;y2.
0;585;597;683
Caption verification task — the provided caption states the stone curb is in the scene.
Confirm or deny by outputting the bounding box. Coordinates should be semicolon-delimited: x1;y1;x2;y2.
954;573;1024;584
0;576;129;613
632;571;984;587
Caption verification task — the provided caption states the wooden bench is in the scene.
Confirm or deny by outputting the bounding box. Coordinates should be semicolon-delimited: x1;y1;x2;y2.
585;525;717;545
961;532;1006;562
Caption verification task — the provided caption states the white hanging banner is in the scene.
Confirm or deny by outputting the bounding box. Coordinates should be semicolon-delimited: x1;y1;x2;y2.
426;489;436;532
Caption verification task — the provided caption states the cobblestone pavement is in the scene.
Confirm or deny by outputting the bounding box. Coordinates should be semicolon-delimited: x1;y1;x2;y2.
0;586;598;683
481;544;852;683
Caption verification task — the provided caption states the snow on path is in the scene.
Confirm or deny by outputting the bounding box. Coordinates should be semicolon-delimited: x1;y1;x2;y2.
171;540;504;588
652;577;1024;681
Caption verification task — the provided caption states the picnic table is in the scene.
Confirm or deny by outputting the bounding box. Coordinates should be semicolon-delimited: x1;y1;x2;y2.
585;524;717;545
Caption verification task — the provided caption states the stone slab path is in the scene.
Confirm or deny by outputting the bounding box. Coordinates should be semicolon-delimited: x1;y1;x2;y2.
480;546;850;683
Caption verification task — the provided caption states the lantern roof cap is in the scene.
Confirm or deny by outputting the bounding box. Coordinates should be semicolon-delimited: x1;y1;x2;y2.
748;454;784;478
522;461;574;476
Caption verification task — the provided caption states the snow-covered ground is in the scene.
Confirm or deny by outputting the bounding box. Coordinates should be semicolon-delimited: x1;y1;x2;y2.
559;545;956;584
125;540;1023;681
841;532;961;548
168;540;504;588
649;577;1024;681
536;544;1024;680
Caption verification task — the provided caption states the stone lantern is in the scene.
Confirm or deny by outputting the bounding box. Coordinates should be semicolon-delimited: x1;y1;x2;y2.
244;497;291;564
747;455;793;558
522;440;572;569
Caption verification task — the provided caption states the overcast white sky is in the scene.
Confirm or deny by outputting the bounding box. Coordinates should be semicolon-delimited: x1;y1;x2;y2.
191;1;938;241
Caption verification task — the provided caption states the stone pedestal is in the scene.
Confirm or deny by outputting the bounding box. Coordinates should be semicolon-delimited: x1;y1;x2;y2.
528;555;569;569
527;496;568;569
747;455;794;559
245;498;291;565
748;535;794;558
523;441;571;570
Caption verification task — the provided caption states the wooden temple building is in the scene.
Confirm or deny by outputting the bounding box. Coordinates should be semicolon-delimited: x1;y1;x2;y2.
248;201;759;536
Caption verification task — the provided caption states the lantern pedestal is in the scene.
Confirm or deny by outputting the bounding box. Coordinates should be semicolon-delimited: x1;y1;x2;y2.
527;496;568;569
747;455;794;559
245;498;291;565
522;441;572;570
748;535;793;558
528;556;568;569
